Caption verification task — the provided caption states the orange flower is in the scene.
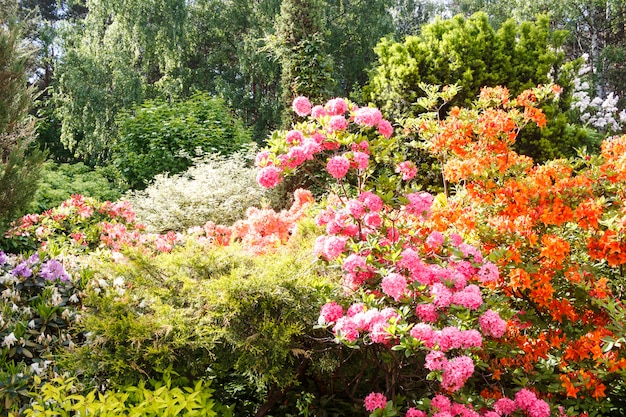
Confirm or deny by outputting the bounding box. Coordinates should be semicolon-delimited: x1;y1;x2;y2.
540;234;571;266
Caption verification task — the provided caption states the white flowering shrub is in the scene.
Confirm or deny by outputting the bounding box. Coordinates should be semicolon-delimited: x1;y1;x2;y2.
570;55;626;134
125;148;285;233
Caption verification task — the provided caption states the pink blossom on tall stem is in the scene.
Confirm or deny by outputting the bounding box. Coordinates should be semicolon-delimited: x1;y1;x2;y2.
328;115;348;132
292;96;312;116
479;309;507;338
381;272;408;301
359;191;383;212
311;105;326;119
327;155;351;179
478;262;499;283
320;301;344;324
406;192;434;218
352;151;369;170
441;355;474;391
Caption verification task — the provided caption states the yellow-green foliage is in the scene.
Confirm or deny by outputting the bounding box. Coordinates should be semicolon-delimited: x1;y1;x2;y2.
63;237;341;399
24;369;231;417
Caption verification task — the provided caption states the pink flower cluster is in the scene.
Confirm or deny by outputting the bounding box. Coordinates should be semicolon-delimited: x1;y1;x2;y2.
397;161;418;181
411;324;482;352
255;97;395;189
478;309;507;338
331;306;399;343
364;392;387;412
405;192;435;218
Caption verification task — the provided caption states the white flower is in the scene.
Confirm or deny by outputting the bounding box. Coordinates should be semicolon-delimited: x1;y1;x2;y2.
3;332;18;348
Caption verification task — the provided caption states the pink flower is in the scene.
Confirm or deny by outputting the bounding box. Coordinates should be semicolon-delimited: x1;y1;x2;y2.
441;355;474;391
406;192;434;218
514;389;537;411
425;350;448;371
255;151;272;167
359;191;383;212
363;212;382;229
286;129;304;144
378;119;394;138
478;262;499;283
451;284;483;310
416;303;439;322
347;303;365;317
397;161;417;180
328;115;348;132
354;107;382;127
364;392;387;412
353;151;369;170
311;105;326;119
285;146;307;168
342;253;368;273
381;273;407;301
494;398;517;415
460;329;483;348
257;166;282;188
325;98;348;115
410;323;436;347
320;301;344;324
333;316;359;342
314;235;347;261
484;412;500;417
528;399;551;417
406;408;427;417
426;231;445;248
479;309;507;338
292;96;312;116
431;395;451;412
327;156;350;179
431;282;452;308
346;200;366;219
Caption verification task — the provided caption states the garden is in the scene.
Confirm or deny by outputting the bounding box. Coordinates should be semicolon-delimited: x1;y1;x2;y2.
2;1;626;416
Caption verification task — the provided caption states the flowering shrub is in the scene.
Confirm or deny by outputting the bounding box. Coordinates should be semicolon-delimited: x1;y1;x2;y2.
126;148;284;233
256;91;626;416
0;251;85;413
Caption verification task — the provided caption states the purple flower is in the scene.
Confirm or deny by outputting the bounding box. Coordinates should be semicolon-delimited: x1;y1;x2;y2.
11;261;32;278
0;251;7;265
38;259;70;282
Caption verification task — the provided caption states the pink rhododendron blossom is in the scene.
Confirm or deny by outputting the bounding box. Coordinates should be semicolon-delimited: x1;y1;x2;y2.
301;138;322;157
255;151;272;167
406;192;434;217
425;350;448;371
514;389;537;411
449;233;463;246
370;320;392;344
441;355;474;391
460;329;483;348
528;399;551;417
431;395;451;412
352;151;369;170
494;398;517;415
451;284;483;310
381;273;407;301
285;146;308;168
406;408;427;417
346;200;366;219
333;316;359;342
364;392;387;412
410;323;436;347
320;301;344;324
354;107;383;127
479;309;507;338
347;303;365;317
363;212;382;229
426;231;445;248
286;129;304;144
458;243;483;263
397;161;417;180
377;119;393;138
311;105;326;119
327;156;351;179
484;412;500;417
257;166;282;188
314;235;347;261
359;191;383;212
431;282;453;308
292;96;312;116
342;253;368;273
325;98;348;115
328;115;349;132
478;262;499;283
415;303;439;322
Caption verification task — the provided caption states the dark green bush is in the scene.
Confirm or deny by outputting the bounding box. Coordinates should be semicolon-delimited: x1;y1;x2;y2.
113;92;252;190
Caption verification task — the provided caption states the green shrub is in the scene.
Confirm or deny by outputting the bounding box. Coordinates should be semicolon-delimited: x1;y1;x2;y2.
28;162;124;213
24;369;233;417
60;237;342;415
125;147;285;233
113;92;252;190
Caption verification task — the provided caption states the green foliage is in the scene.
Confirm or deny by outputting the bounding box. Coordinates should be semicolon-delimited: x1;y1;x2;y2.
28;162;124;213
0;19;45;233
113;92;252;189
0;253;86;414
126;148;284;233
61;240;340;414
24;369;232;417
